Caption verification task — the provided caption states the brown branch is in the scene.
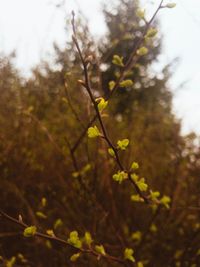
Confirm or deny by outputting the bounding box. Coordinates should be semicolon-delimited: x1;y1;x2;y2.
71;0;164;153
71;12;152;203
0;209;127;266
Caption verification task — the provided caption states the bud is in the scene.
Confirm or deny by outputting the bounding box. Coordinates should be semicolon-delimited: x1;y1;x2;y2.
18;214;23;223
166;3;176;8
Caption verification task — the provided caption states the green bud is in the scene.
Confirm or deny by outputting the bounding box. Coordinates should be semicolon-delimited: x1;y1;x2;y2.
112;55;124;67
54;218;63;229
97;98;108;112
146;28;158;38
23;226;37;237
136;9;145;19
87;126;101;138
117;139;129;150
113;171;128;184
70;253;80;262
120;80;134;88
67;231;82;249
84;231;93;246
95;245;106;256
109;81;116;91
36;211;47;219
136;47;148;56
108;148;115;157
131;162;139;170
124;248;135;262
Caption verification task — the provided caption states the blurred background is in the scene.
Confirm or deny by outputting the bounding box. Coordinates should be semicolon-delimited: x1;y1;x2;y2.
1;1;200;266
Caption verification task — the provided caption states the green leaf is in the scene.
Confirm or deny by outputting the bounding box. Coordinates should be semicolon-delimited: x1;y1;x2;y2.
67;231;82;248
97;98;108;112
136;9;145;19
23;226;37;237
131;175;148;192
6;257;16;267
41;197;47;207
54;218;63;229
109;81;116;90
46;229;55;237
112;55;124;67
87;126;101;138
113;171;128;184
119;80;134;88
131;194;143;202
131;231;142;242
124;248;135;262
70;253;80;262
146;28;158;38
131;173;139;182
137;178;148;192
136;47;148;56
131;162;139;170
84;231;93;246
160;195;171;209
150;190;160;201
36;211;47;219
95;245;106;256
81;164;92;175
108;148;115;157
117;139;129;150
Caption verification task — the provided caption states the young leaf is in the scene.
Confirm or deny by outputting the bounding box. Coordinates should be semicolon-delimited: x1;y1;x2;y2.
54;218;63;229
23;226;37;237
113;171;128;184
131;162;139;170
150;190;160;201
146;28;158;38
112;55;124;67
41;197;47;207
108;148;115;157
46;229;55;237
120;80;134;88
6;257;16;267
36;211;47;219
87;126;101;138
70;253;80;262
117;139;129;150
137;178;148;192
131;194;143;202
136;47;148;56
95;245;106;256
67;231;82;248
97;98;108;112
109;81;116;90
136;9;145;19
124;248;135;262
131;231;142;242
160;195;171;209
84;231;93;246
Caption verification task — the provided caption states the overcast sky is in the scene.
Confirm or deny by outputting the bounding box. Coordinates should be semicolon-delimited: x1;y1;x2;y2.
0;0;199;135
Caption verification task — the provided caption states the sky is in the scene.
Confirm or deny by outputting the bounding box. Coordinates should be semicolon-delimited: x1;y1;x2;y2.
0;0;199;135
